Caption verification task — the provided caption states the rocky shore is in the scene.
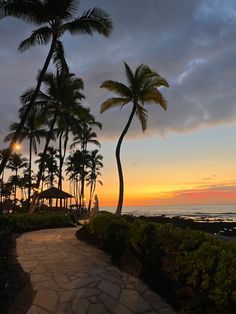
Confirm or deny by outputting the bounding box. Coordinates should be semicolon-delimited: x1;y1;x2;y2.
139;215;236;239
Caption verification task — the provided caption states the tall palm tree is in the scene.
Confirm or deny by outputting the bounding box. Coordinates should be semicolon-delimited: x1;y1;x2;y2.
7;153;28;206
23;71;86;190
100;62;169;215
87;149;103;212
0;0;113;175
4;113;47;210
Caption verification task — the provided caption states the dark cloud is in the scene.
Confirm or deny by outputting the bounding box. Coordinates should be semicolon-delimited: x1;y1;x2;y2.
0;0;236;143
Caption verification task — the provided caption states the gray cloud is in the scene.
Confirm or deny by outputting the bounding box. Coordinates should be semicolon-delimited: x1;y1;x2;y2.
0;0;236;144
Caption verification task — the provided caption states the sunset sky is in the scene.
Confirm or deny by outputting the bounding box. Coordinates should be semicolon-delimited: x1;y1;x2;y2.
0;0;236;207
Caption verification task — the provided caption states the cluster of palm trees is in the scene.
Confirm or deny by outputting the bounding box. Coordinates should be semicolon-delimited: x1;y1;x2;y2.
0;0;112;212
0;1;169;216
0;125;103;212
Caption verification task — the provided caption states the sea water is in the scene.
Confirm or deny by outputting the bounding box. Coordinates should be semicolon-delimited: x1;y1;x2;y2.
102;205;236;222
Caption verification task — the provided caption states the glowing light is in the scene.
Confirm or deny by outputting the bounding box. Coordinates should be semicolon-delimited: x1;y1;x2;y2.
14;144;20;150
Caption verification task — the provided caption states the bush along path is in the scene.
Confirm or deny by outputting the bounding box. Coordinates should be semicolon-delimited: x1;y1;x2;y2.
17;227;175;314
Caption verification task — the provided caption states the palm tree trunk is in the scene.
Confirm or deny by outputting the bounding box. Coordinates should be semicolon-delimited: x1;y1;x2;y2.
28;136;32;211
80;141;87;208
58;132;63;190
14;169;18;210
0;36;57;177
61;131;69;186
116;103;137;215
29;111;58;213
88;181;93;212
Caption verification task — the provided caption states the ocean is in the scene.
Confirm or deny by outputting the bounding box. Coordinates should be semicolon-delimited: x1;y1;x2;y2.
102;205;236;222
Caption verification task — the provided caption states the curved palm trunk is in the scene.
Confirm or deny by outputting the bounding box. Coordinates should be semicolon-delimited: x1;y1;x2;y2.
0;36;57;176
29;111;58;213
116;103;137;215
27;136;32;211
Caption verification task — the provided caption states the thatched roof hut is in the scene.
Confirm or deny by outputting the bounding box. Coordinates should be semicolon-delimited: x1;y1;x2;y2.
38;187;73;199
38;187;73;211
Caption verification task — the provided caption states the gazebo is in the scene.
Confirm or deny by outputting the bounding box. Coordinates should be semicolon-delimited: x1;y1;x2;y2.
37;187;73;211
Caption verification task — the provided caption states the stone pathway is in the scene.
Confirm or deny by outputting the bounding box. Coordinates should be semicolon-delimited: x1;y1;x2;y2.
17;227;175;314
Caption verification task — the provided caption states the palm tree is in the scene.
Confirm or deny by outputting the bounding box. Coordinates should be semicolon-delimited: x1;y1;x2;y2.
66;149;90;208
100;62;169;215
35;146;58;188
7;153;28;206
66;150;84;206
70;126;101;151
70;124;101;206
87;149;103;212
0;0;113;175
4;113;47;210
23;70;86;190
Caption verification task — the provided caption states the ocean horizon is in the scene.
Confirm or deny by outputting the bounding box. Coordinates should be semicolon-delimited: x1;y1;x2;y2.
102;204;236;222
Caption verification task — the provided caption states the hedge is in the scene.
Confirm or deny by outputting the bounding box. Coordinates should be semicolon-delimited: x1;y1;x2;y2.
79;212;236;313
0;212;74;233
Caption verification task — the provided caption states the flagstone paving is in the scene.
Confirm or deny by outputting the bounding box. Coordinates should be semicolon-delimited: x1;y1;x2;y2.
17;227;175;314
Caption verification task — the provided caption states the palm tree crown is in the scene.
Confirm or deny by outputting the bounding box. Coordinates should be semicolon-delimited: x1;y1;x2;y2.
101;62;169;132
100;62;169;215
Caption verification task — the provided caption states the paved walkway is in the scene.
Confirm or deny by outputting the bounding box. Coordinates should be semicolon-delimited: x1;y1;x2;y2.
17;227;175;314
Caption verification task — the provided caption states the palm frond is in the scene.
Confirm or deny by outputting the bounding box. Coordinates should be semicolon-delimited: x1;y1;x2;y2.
100;97;130;113
142;90;168;111
53;40;69;73
18;26;52;52
123;61;134;85
0;0;46;25
136;105;148;132
63;7;112;37
144;76;169;89
20;87;36;105
100;80;131;97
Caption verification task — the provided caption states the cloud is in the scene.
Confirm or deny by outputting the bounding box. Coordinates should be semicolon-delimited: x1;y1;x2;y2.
154;183;236;205
0;0;236;143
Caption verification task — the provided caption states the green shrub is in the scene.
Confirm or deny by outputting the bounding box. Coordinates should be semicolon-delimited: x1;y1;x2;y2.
89;211;123;239
104;219;129;261
0;212;74;233
128;219;149;246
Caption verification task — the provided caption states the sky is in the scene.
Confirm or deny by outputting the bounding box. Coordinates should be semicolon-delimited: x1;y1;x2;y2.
0;0;236;207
